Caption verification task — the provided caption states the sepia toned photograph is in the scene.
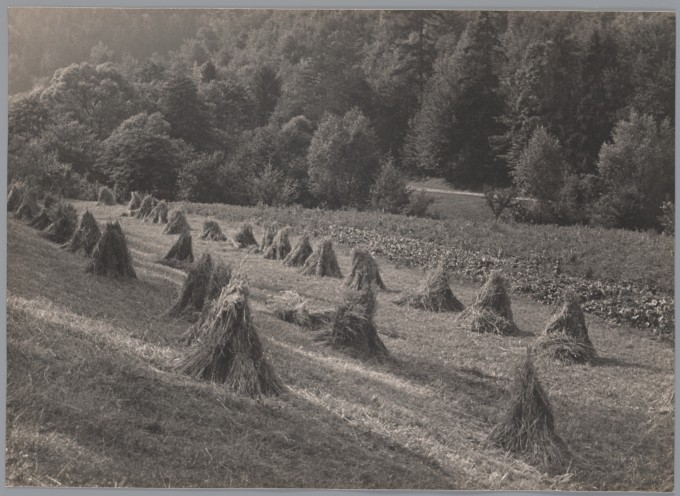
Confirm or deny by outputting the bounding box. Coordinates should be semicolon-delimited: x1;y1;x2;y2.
5;7;675;491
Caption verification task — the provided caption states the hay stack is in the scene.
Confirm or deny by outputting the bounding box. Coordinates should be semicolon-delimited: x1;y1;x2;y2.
488;351;570;473
232;223;257;248
42;193;58;209
28;208;53;230
199;220;227;241
263;227;292;260
7;183;25;213
164;209;190;234
159;232;194;269
395;262;464;312
272;291;334;329
323;285;388;359
126;191;142;215
536;291;597;364
168;253;228;320
283;234;313;267
459;271;518;335
176;278;284;397
62;210;101;255
15;189;39;221
135;194;156;219
147;200;168;224
346;249;386;290
97;186;116;206
39;203;78;244
301;238;343;278
259;224;277;253
181;260;233;344
86;221;136;279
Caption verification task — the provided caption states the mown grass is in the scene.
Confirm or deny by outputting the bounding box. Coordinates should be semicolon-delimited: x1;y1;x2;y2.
6;201;674;490
181;199;674;294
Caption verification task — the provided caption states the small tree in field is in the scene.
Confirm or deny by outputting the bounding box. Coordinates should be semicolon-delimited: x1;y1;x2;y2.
512;126;565;203
371;155;410;214
484;187;517;220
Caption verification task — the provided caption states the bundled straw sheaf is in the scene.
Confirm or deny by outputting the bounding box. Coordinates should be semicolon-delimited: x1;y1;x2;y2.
283;234;313;267
176;278;284;397
97;186;116;206
395;262;464;312
42;192;58;209
259;224;277;253
459;271;518;335
301;238;343;278
169;253;232;321
62;210;101;256
200;220;227;241
322;284;388;359
263;227;292;260
272;291;335;329
164;209;190;234
346;249;386;290
135;194;157;219
232;223;258;248
86;221;136;279
28;208;53;230
488;351;570;473
15;189;39;221
536;291;597;364
159;232;194;269
124;191;142;216
7;183;26;213
147;200;168;224
39;202;78;244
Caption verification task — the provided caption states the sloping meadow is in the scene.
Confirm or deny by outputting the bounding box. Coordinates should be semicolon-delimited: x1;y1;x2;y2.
5;200;674;490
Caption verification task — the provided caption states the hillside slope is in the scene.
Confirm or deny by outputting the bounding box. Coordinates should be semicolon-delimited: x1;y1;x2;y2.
6;202;674;490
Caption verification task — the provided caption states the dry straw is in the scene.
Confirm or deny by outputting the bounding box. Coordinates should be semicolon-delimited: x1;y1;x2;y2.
147;200;169;224
28;208;53;230
169;253;232;322
322;284;388;360
39;202;78;244
62;210;101;256
263;227;292;260
272;291;335;329
135;194;156;219
7;183;26;213
97;186;116;206
15;188;39;221
488;350;570;473
346;248;386;290
160;232;194;269
283;234;313;267
86;221;136;279
200;220;227;241
164;209;190;234
395;262;464;312
301;238;343;278
259;224;277;253
232;223;258;248
459;271;518;335
536;291;597;364
126;191;142;215
176;278;284;398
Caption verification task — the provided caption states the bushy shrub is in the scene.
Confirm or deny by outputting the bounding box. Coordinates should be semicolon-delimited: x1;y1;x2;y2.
483;187;517;220
659;201;674;235
371;156;410;214
251;163;297;207
512;126;565;202
592;187;653;230
402;190;435;218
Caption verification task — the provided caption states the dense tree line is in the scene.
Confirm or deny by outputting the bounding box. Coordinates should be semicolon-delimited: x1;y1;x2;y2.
8;9;675;230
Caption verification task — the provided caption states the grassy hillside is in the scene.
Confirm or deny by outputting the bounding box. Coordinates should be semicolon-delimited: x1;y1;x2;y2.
6;201;674;490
